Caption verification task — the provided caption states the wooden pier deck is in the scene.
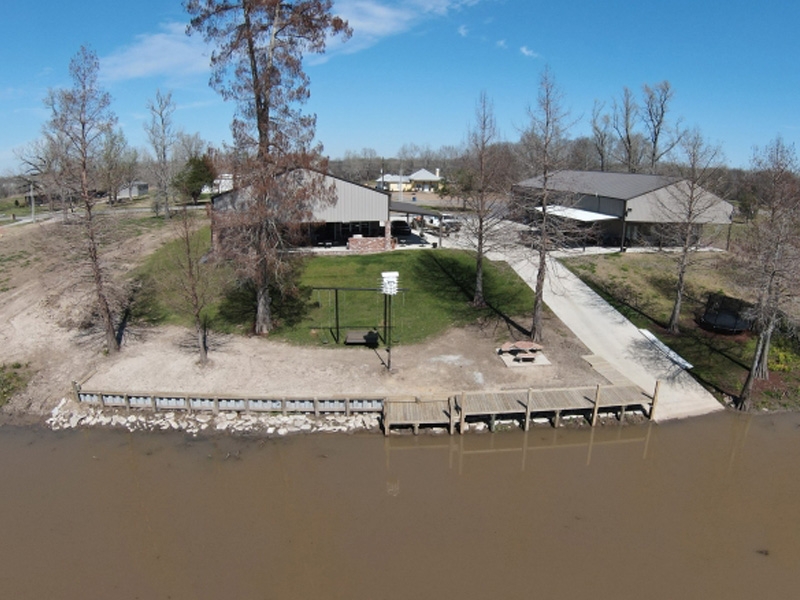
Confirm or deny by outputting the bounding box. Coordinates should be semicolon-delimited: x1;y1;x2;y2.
383;382;658;435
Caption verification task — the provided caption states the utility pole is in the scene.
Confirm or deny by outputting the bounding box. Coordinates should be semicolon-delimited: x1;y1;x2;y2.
30;183;35;223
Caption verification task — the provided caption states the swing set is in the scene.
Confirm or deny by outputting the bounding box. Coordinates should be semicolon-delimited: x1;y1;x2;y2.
312;285;405;347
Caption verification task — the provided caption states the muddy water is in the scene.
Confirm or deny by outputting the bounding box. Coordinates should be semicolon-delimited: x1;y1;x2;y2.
1;412;799;599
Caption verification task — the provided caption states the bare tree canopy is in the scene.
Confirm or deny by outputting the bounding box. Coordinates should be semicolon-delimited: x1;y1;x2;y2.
186;0;351;163
145;89;176;218
445;92;517;307
643;81;682;173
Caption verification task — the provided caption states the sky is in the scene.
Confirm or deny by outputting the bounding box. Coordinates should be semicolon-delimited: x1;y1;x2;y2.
2;0;799;175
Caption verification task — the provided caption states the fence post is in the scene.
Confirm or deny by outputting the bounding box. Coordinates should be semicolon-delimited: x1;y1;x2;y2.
650;380;661;421
525;388;532;432
459;392;466;434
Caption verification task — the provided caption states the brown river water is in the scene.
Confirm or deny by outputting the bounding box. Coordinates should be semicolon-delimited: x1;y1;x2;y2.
1;411;799;599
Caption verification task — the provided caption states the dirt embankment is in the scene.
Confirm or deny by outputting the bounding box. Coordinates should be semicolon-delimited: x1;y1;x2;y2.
1;218;603;424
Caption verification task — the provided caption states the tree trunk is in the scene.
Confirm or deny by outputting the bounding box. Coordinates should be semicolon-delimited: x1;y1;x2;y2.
84;207;119;353
755;318;775;380
255;283;272;335
531;246;546;343
668;262;686;334
196;317;208;364
473;221;485;307
739;328;768;410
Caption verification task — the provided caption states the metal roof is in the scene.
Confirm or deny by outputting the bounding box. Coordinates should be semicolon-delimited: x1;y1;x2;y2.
516;170;677;200
390;201;441;217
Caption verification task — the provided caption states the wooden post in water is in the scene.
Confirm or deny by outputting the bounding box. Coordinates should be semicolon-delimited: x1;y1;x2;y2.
383;401;390;436
459;392;466;434
524;389;532;432
591;384;602;427
448;397;455;435
650;380;661;421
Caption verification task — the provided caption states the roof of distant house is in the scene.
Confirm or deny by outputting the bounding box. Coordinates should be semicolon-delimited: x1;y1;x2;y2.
376;174;410;184
409;168;442;182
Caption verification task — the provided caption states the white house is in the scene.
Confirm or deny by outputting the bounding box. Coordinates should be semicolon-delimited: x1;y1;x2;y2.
375;174;411;192
409;168;442;192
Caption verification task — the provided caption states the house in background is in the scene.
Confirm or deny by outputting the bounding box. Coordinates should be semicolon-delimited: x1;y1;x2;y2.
375;174;411;192
513;170;734;248
202;174;234;196
212;170;392;253
375;169;444;193
117;181;149;200
409;168;442;192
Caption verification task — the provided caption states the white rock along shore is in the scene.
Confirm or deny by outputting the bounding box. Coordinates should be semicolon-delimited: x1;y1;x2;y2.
47;398;382;437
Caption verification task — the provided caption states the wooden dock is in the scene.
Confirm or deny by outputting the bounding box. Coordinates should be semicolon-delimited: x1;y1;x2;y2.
383;382;659;435
75;376;660;437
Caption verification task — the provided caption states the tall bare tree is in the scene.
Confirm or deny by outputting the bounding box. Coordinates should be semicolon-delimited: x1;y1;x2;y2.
642;81;682;174
44;46;120;352
657;128;728;333
737;137;800;409
591;100;612;171
611;87;644;173
520;68;571;342
169;208;217;363
145;89;176;218
186;0;351;334
446;92;515;306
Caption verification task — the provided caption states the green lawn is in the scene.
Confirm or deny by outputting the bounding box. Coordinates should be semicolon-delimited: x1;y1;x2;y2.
282;249;533;345
562;251;800;410
134;234;534;346
0;196;53;220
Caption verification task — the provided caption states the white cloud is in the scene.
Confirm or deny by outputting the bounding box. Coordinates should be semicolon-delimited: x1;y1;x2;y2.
458;25;469;37
520;46;539;58
101;22;210;82
496;39;507;49
332;0;486;54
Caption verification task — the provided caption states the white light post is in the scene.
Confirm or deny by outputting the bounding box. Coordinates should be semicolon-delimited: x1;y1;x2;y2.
381;271;399;370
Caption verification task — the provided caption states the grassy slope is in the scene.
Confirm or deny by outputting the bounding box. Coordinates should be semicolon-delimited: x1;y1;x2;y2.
562;251;800;409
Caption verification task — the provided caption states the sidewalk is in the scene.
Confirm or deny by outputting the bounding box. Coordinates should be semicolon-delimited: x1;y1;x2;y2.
492;249;724;422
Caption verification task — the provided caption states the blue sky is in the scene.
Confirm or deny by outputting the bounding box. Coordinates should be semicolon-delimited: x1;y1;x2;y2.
2;0;799;175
